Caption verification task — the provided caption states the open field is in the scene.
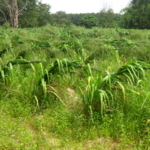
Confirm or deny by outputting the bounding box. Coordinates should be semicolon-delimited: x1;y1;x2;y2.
0;25;150;149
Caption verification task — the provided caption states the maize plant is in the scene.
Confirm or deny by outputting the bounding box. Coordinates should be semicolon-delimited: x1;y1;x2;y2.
83;61;150;119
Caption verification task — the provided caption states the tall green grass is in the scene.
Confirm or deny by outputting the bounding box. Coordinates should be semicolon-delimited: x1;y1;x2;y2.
0;26;150;149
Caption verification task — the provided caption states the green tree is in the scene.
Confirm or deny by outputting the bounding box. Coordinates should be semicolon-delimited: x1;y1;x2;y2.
19;1;51;27
52;11;72;27
122;0;150;29
0;0;52;28
98;8;114;28
113;13;122;28
37;2;51;26
0;0;28;28
80;14;98;28
0;3;8;25
18;0;39;27
52;11;66;24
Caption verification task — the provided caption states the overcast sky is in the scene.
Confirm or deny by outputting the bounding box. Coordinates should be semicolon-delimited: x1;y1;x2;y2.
41;0;131;14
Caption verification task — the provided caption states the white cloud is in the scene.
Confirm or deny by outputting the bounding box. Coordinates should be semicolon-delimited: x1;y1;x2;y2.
41;0;131;13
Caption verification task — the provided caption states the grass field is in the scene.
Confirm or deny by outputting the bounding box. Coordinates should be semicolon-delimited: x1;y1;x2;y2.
0;25;150;149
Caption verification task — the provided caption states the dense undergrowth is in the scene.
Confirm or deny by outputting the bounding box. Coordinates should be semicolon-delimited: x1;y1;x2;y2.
0;25;150;149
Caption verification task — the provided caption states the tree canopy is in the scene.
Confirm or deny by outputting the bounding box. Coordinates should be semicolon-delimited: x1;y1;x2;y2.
0;0;123;29
98;8;115;28
0;0;52;28
122;0;150;29
80;14;98;28
19;1;52;27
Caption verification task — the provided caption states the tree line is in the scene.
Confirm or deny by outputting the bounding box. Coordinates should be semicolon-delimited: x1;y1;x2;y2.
0;0;51;28
0;0;149;29
52;9;122;28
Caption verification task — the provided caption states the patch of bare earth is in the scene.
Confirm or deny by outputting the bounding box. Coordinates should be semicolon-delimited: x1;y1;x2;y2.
83;138;132;150
66;87;82;109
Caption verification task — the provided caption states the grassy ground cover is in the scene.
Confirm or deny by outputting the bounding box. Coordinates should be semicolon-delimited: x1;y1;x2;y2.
0;25;150;149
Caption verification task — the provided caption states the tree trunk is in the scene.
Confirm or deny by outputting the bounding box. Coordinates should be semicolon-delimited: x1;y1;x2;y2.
14;13;19;28
3;0;28;28
13;0;19;28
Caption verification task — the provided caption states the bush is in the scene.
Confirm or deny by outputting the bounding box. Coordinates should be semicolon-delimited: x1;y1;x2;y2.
80;15;98;28
3;22;10;29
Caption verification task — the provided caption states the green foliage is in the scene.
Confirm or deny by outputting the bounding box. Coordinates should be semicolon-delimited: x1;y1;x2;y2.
0;26;150;149
0;0;52;28
52;11;72;27
122;0;150;29
80;15;98;28
52;12;122;28
19;1;52;27
99;9;115;28
39;59;82;85
53;18;72;27
2;22;10;29
82;61;148;118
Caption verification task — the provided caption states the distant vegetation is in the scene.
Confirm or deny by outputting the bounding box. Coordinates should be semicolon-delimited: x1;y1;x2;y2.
122;0;150;29
0;0;150;29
